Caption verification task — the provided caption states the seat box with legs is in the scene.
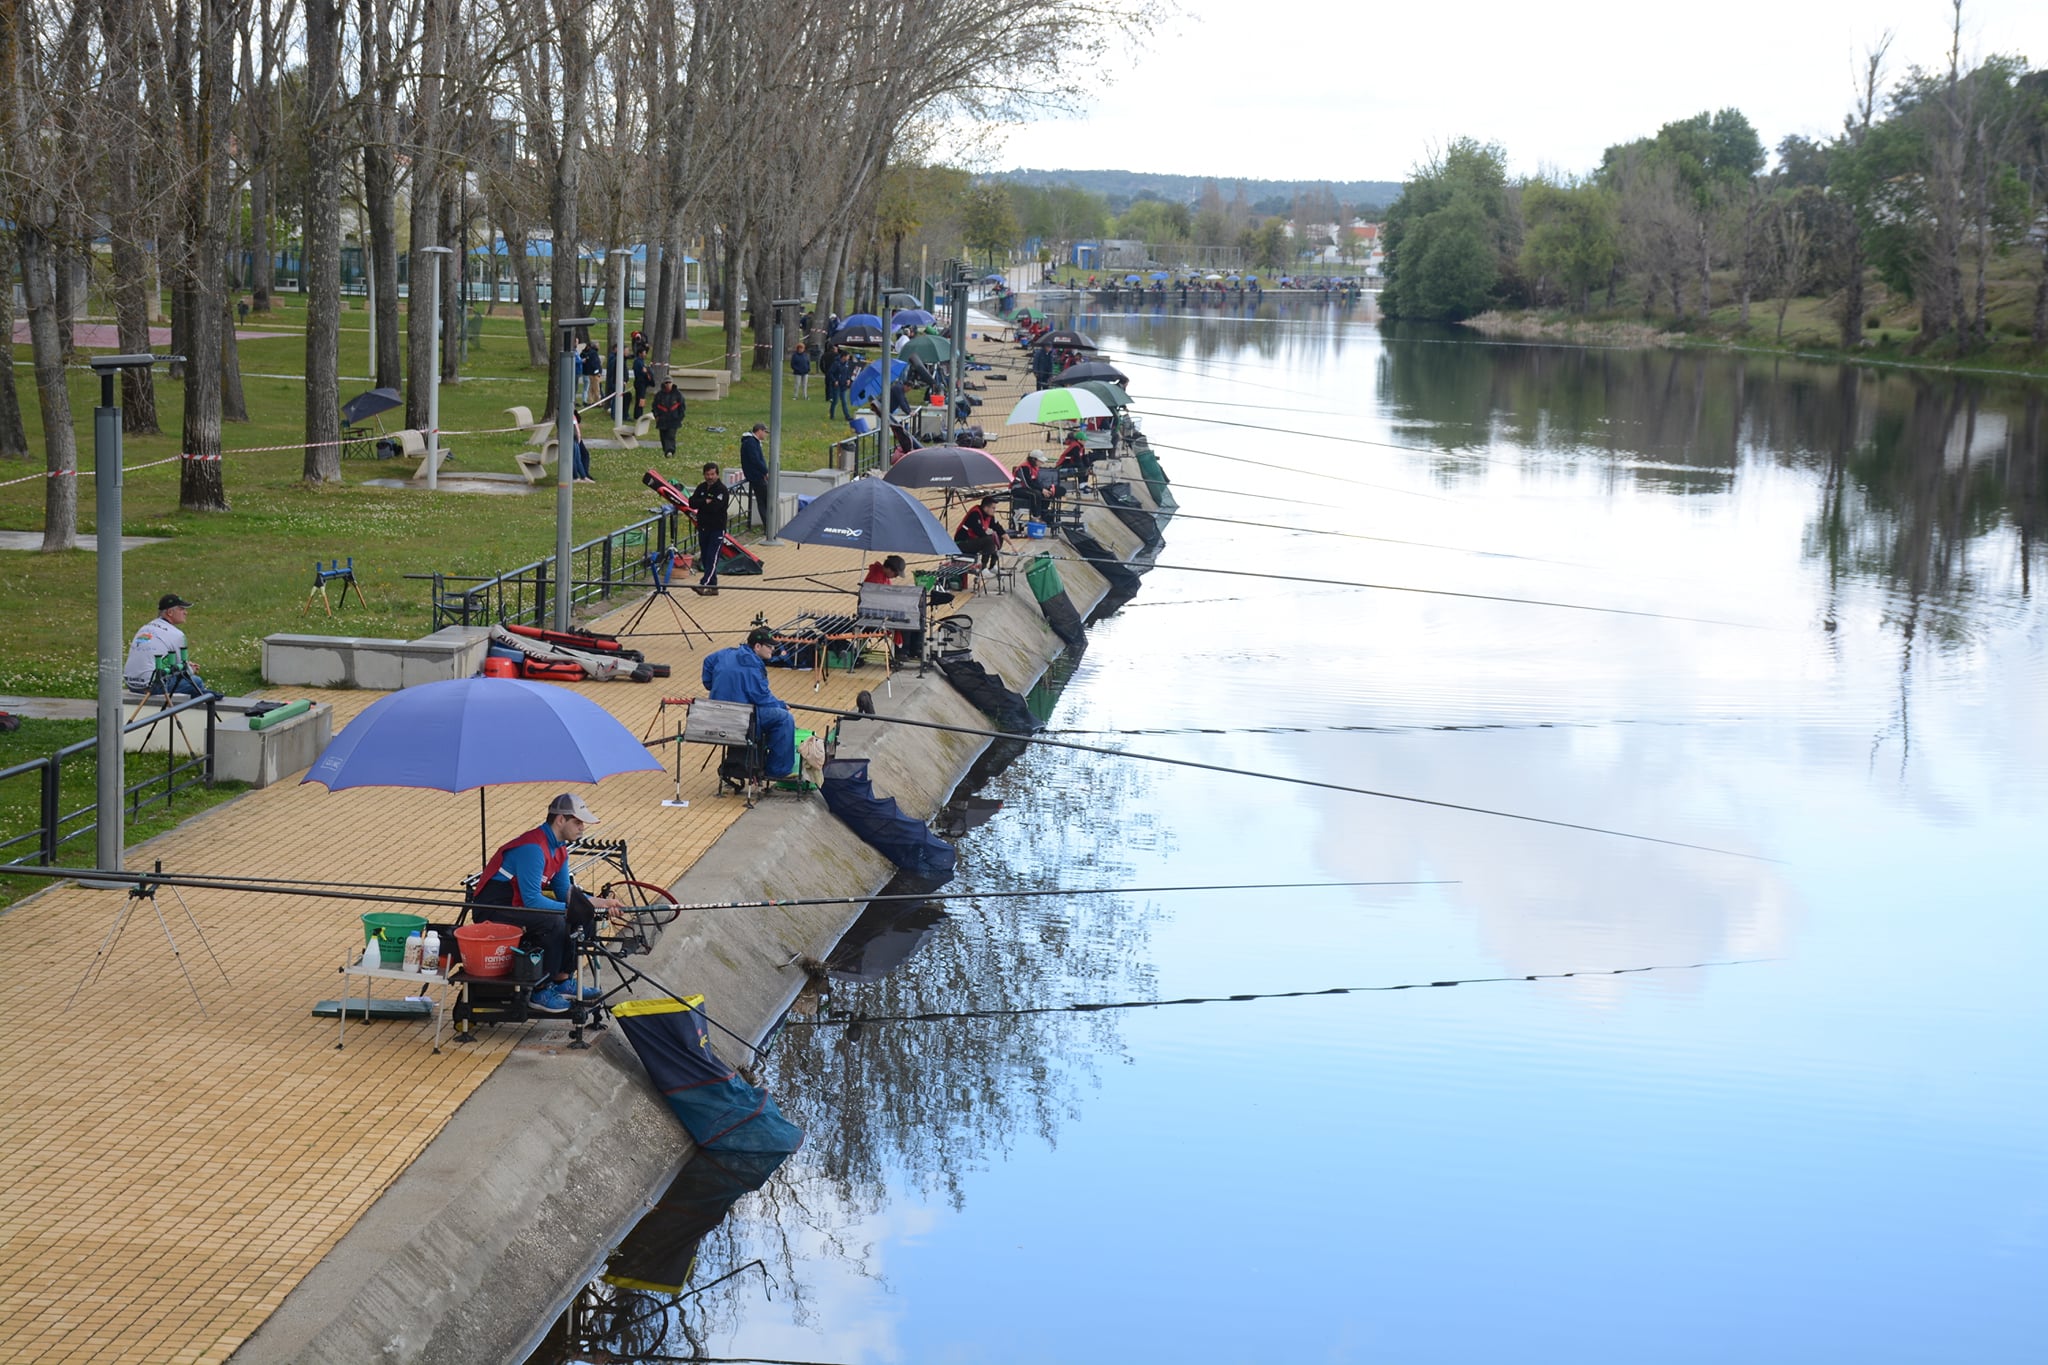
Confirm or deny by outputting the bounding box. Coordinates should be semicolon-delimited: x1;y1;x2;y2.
681;698;761;797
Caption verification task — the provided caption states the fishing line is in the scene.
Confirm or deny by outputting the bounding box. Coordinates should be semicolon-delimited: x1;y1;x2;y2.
1146;406;1515;465
1133;393;1366;418
1039;717;1733;739
1112;558;1756;628
790;704;1772;861
789;956;1777;1029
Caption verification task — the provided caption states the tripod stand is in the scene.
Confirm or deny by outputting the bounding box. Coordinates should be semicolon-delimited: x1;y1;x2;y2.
615;549;709;645
69;860;231;1015
125;661;207;759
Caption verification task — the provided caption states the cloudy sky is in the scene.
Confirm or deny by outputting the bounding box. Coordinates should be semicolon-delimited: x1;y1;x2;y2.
990;0;2048;184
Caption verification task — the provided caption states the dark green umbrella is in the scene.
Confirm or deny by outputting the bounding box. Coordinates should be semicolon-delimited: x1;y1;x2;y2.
900;334;954;367
1073;380;1131;410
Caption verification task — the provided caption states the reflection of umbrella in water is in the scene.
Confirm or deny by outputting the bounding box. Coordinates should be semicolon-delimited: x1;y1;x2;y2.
339;386;401;426
849;356;909;408
302;677;662;868
1122;274;1141;283
1050;360;1131;388
882;445;1011;489
777;476;958;555
1006;387;1111;425
1149;271;1170;281
824;900;949;982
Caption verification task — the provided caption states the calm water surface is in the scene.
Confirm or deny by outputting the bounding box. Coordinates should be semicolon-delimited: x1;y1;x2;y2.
531;306;2048;1363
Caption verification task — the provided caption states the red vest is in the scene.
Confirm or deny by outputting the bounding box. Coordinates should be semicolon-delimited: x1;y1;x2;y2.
477;826;563;906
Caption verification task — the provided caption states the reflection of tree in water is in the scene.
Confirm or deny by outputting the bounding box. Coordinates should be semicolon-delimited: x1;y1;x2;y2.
530;742;1168;1361
1373;337;2048;611
1052;305;1368;373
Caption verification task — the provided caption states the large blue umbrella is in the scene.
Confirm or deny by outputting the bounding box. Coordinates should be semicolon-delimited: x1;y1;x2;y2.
981;273;1005;283
303;676;661;865
777;477;957;555
849;357;909;407
889;308;934;330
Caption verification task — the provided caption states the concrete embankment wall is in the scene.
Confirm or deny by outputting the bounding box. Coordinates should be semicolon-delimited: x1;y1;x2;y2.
232;488;1154;1365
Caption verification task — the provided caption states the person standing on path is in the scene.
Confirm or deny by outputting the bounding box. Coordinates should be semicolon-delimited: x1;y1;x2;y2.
738;423;770;530
652;378;686;456
825;349;853;420
788;343;812;397
688;461;731;595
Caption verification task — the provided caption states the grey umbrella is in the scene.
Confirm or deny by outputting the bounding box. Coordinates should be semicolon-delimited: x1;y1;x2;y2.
776;476;958;556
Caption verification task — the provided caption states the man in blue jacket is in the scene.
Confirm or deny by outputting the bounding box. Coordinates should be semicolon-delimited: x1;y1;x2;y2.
738;423;770;529
472;793;625;1015
701;626;797;778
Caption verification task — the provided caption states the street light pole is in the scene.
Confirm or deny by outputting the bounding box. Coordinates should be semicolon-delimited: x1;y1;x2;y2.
609;247;631;427
88;353;177;884
946;265;968;446
765;297;806;544
554;316;598;631
421;244;452;491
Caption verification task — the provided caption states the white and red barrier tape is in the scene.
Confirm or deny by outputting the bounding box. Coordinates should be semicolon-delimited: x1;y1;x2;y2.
0;421;548;488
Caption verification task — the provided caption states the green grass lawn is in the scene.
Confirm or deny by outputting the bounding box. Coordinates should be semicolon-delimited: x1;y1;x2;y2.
0;295;867;699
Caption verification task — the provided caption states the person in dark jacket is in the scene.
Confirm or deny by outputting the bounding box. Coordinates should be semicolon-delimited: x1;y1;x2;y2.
687;461;731;594
651;379;686;455
1031;344;1055;390
955;494;1006;570
738;423;770;529
701;626;796;778
788;343;812;398
825;351;854;420
630;353;652;420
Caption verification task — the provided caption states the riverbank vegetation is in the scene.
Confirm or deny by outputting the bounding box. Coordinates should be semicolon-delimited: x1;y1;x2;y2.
1379;10;2048;371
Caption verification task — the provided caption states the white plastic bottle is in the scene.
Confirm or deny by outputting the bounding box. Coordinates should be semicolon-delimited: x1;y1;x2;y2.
401;931;423;973
420;930;441;976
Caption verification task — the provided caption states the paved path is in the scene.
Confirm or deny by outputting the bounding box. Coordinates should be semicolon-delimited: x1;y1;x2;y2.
0;327;1048;1365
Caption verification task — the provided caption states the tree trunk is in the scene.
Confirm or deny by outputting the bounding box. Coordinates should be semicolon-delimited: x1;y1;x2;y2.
722;223;744;384
402;0;446;431
542;12;589;423
2033;236;2047;348
52;243;78;359
220;294;247;420
0;231;30;457
301;0;343;483
359;0;403;391
18;226;79;550
105;112;160;432
250;163;274;311
177;0;239;514
500;216;547;366
441;185;461;382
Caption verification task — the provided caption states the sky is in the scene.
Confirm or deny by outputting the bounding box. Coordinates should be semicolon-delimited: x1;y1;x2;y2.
986;0;2048;185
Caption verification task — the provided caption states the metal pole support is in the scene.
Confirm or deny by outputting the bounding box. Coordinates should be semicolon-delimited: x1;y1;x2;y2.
554;316;599;631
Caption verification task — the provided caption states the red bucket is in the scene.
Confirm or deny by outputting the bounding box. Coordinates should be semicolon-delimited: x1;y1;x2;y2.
481;657;517;679
452;922;524;978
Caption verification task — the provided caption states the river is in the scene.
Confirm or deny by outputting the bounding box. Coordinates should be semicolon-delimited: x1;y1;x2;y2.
528;304;2048;1363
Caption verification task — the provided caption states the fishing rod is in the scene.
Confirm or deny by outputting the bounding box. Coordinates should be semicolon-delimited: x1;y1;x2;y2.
788;956;1777;1030
1140;437;1449;499
1092;556;1757;628
1145;405;1518;465
794;703;1770;862
1106;502;1588;568
1;863;1444;912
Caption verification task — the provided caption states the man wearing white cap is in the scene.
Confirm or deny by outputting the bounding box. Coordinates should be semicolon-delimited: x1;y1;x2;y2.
471;793;625;1015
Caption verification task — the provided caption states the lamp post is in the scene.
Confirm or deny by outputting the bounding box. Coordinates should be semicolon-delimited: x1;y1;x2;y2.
609;247;631;427
945;265;968;446
88;353;178;884
765;297;806;544
554;316;598;631
420;244;452;491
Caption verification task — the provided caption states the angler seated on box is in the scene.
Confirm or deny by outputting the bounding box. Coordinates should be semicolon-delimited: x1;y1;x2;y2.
471;793;625;1015
701;627;798;779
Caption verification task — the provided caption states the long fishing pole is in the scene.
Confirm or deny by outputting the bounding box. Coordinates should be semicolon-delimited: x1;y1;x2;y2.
790;703;1771;862
0;863;1444;912
1093;556;1756;628
789;956;1777;1029
1107;502;1587;568
1146;405;1516;464
1140;437;1448;499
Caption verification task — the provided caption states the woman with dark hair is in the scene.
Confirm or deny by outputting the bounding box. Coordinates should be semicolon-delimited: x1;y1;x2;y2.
954;494;1005;570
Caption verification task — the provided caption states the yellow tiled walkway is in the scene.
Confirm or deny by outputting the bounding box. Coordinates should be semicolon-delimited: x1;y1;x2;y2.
0;522;979;1365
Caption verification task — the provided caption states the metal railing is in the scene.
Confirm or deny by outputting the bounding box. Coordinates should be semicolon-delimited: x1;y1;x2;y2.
415;507;679;630
0;693;218;868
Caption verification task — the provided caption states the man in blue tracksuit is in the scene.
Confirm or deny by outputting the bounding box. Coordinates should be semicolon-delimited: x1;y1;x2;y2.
701;626;796;778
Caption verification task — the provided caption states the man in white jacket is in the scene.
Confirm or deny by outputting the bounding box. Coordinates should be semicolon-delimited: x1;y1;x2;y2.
123;593;207;696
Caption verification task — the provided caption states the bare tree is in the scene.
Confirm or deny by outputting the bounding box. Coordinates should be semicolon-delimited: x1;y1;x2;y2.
301;0;345;482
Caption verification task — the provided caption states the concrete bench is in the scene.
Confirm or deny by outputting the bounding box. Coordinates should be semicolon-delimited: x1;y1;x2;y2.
516;440;557;485
666;367;731;400
121;695;335;787
394;429;452;483
614;415;653;448
504;406;553;446
261;626;490;690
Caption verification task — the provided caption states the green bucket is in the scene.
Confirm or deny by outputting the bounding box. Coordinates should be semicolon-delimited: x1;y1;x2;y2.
362;912;428;966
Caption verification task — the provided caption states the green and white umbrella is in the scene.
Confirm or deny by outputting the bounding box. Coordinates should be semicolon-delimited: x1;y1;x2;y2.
1005;387;1112;425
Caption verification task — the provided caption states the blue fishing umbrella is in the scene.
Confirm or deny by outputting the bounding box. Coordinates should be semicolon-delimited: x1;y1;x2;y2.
303;676;661;864
889;308;934;330
777;476;958;555
840;312;883;330
981;272;1005;283
849;356;909;407
1149;271;1169;281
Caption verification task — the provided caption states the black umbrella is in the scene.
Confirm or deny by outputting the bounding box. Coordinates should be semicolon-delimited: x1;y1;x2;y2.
1051;360;1130;388
776;477;958;555
881;445;1013;489
339;386;402;425
832;324;886;347
1029;329;1098;351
